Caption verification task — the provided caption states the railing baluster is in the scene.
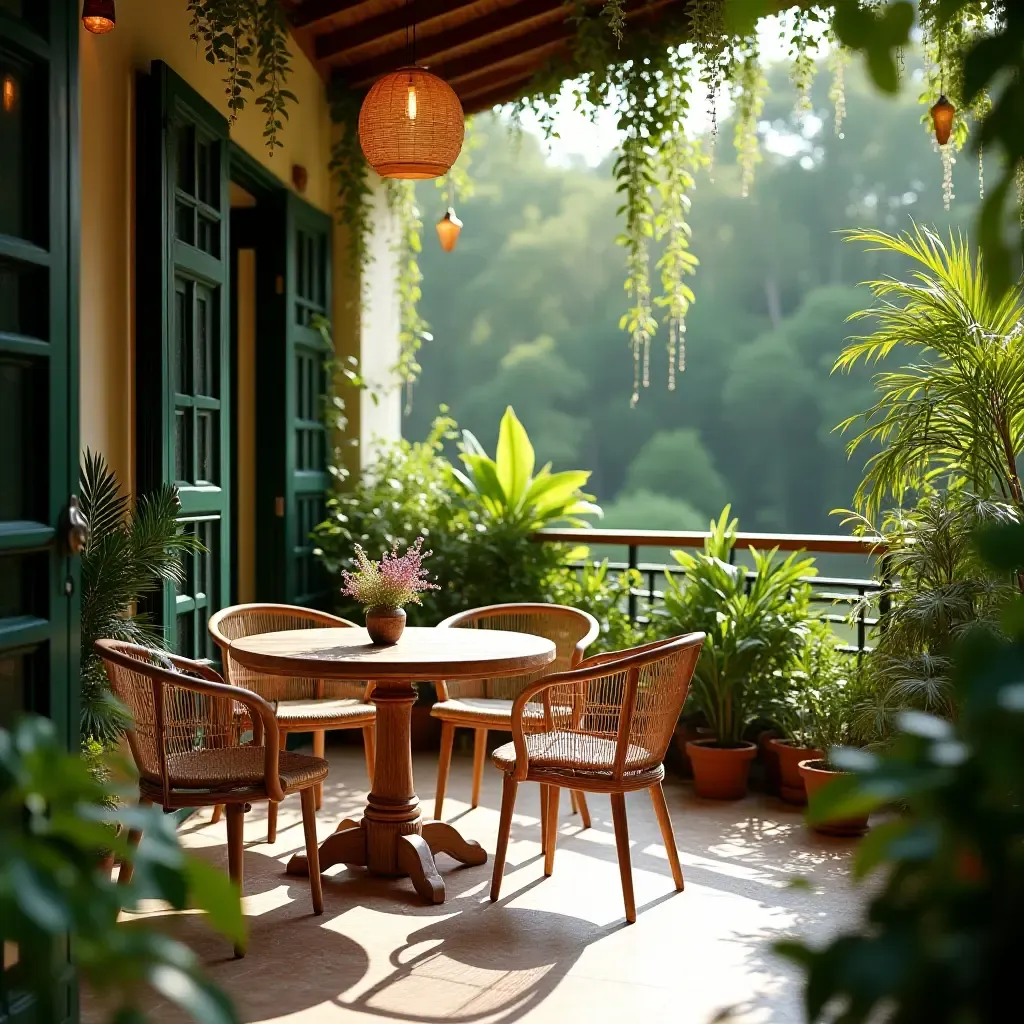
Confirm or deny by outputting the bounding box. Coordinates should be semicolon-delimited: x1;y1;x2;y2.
628;544;638;623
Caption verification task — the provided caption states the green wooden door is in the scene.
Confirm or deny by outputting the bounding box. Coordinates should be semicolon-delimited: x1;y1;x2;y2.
0;0;79;1020
137;61;231;659
254;193;332;607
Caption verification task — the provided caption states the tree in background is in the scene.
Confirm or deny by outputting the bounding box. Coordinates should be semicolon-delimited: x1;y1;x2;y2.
409;53;974;534
623;428;729;519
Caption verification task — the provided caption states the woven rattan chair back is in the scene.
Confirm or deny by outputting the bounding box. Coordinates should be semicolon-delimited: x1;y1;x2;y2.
209;603;366;702
516;633;705;781
94;639;277;806
436;603;599;700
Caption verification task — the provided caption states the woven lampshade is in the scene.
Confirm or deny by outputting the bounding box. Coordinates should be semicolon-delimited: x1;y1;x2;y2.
82;0;116;33
358;66;465;180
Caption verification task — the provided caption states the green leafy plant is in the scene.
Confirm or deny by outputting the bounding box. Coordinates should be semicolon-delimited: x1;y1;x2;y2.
846;491;1017;743
835;225;1024;521
80;451;202;748
1;715;242;1024
775;621;865;764
660;507;815;743
549;561;649;654
187;0;296;152
777;518;1024;1023
454;406;601;530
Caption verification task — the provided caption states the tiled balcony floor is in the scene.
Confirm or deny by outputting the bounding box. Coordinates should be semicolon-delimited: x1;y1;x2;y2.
84;745;864;1024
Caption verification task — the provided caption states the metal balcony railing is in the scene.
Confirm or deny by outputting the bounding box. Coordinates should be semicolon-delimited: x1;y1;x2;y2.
534;528;891;657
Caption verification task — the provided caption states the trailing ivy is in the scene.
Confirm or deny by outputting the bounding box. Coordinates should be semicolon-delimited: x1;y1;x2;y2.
732;36;765;198
385;180;430;399
188;0;296;152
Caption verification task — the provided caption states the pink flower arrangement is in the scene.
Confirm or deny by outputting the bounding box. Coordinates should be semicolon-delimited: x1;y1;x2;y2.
341;538;439;611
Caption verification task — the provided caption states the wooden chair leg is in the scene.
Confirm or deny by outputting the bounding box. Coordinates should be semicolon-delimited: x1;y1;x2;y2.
312;730;326;809
544;786;560;877
490;774;518;902
117;796;150;885
539;784;550;854
471;728;487;809
575;792;592;829
226;803;246;957
650;782;684;891
211;804;223;825
361;723;375;788
300;788;324;915
434;721;455;821
610;792;636;924
267;800;279;844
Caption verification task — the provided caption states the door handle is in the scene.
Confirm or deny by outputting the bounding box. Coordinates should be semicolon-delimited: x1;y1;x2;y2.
59;495;90;555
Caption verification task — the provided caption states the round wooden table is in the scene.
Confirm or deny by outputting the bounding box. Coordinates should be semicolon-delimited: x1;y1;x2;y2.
229;625;556;904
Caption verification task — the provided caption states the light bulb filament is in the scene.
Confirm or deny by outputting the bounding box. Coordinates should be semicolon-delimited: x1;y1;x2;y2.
407;84;417;121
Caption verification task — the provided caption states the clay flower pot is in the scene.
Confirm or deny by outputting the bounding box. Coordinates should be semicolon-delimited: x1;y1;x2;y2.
799;759;870;837
768;738;823;805
686;739;758;800
365;606;406;645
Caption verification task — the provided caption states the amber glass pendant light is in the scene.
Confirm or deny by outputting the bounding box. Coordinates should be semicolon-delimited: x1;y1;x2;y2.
82;0;116;34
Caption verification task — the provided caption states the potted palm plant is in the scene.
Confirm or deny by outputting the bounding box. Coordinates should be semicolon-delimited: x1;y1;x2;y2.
769;621;850;804
663;508;815;799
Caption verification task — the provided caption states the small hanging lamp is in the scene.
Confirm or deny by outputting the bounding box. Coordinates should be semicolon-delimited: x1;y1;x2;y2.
436;208;462;252
931;94;955;146
82;0;116;34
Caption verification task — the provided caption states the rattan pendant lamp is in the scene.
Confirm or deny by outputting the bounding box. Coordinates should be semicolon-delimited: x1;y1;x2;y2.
357;0;465;179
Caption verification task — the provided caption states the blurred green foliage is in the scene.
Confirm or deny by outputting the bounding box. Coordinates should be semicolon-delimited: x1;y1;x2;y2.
778;518;1024;1023
0;716;241;1024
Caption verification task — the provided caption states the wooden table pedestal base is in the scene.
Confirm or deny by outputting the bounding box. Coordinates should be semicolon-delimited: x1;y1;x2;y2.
285;818;486;904
284;680;487;904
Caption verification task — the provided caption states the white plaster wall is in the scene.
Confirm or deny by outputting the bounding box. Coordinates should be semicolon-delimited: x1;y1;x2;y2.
359;179;404;469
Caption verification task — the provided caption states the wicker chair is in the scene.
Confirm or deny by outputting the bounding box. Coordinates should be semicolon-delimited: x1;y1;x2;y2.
94;640;327;957
432;603;599;832
209;603;376;842
489;632;705;924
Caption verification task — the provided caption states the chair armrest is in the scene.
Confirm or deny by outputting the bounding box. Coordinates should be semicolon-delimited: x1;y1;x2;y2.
508;667;595;782
161;671;287;804
571;612;601;668
576;635;679;671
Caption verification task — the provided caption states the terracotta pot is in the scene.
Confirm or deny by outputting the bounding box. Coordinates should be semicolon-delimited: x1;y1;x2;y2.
769;738;823;805
799;759;870;837
686;739;758;800
365;606;406;645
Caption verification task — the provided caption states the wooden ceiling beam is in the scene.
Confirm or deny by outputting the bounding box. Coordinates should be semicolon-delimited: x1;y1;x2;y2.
461;72;540;113
415;24;568;84
289;0;377;29
315;0;483;60
336;0;568;80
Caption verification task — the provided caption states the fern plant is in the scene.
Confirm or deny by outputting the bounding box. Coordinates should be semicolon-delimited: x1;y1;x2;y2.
79;450;202;747
835;225;1024;521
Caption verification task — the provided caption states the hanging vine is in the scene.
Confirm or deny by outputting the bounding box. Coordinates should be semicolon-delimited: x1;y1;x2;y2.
690;0;728;172
827;37;851;136
655;66;702;392
732;37;765;199
188;0;296;152
385;181;430;402
788;8;818;117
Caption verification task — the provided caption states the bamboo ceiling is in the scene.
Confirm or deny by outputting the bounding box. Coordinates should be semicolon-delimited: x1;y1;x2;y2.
282;0;688;115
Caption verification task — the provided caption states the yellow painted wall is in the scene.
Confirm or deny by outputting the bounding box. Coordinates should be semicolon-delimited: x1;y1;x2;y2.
234;247;256;603
79;0;335;491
